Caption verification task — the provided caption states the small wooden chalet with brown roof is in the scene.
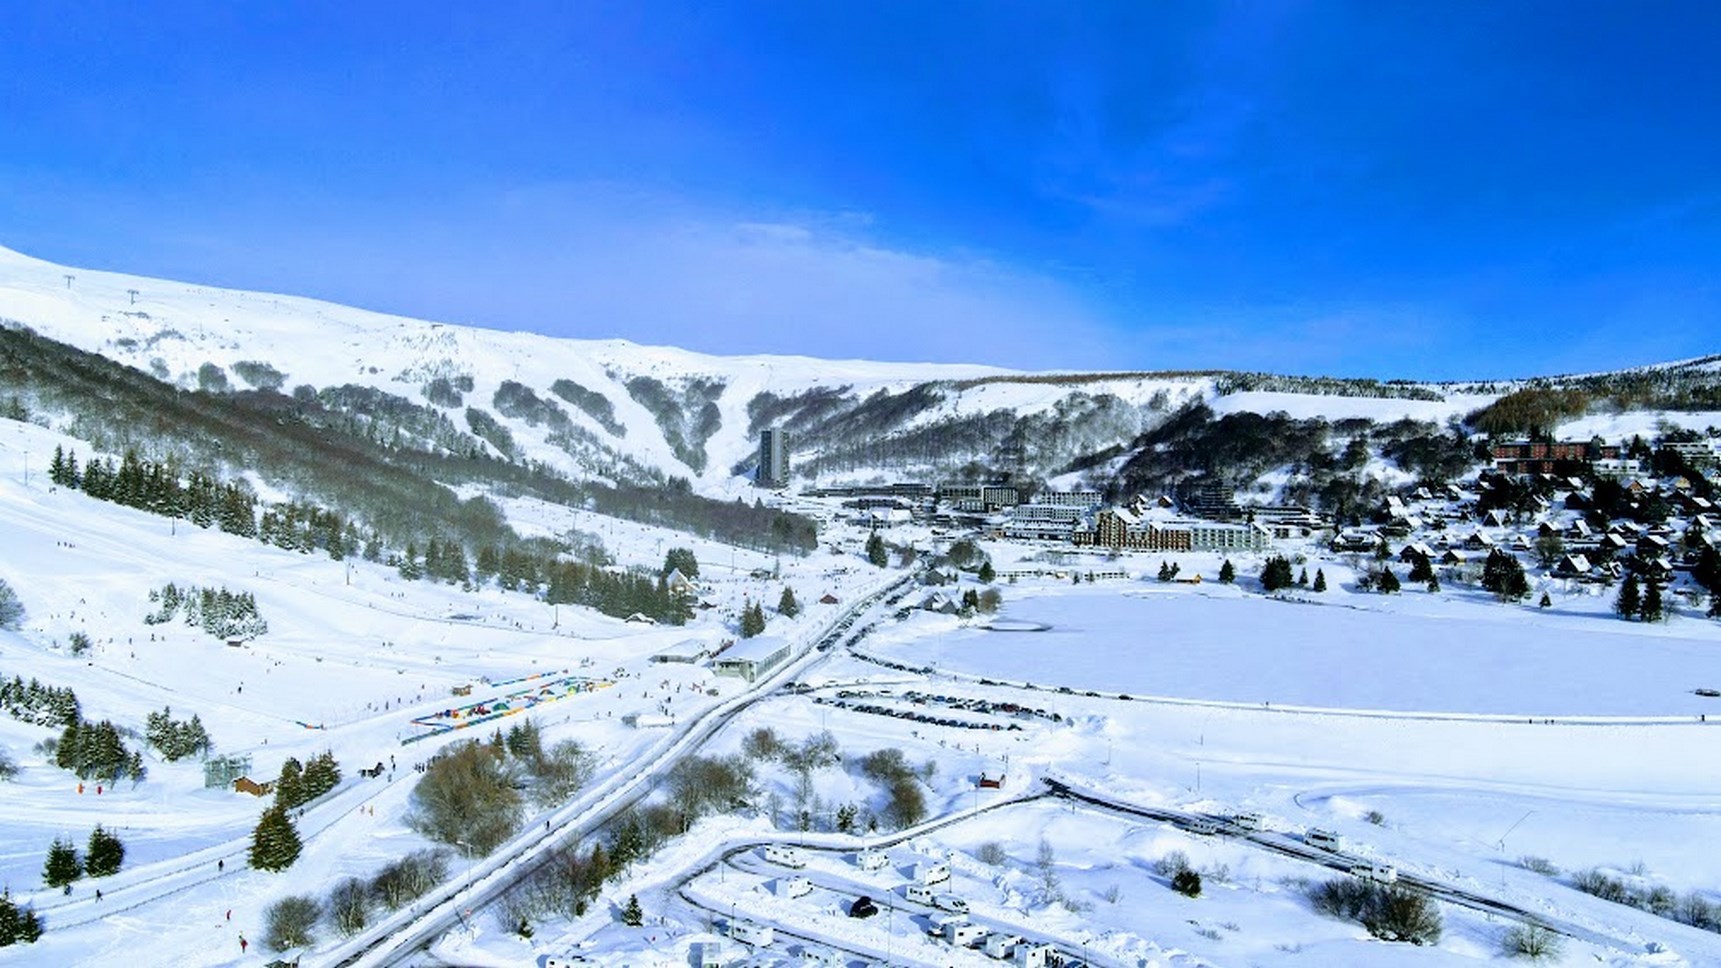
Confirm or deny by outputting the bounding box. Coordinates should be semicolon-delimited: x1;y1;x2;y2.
234;776;275;797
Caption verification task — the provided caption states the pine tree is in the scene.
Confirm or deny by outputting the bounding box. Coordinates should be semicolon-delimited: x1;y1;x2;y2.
777;586;801;618
276;757;304;810
0;890;45;946
1376;567;1401;594
1259;556;1295;592
865;533;887;568
1312;569;1327;592
1481;549;1530;601
1615;573;1642;620
301;751;342;801
249;805;302;872
977;560;995;583
621;893;644;927
1639;579;1664;623
1297;567;1309;587
86;825;124;877
739;599;767;638
1539;592;1552;608
43;837;82;888
1218;560;1235;584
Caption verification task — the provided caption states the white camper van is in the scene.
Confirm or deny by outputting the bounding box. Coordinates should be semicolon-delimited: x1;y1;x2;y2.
1350;862;1398;883
773;875;813;898
763;844;808;868
1232;812;1265;831
913;860;951;885
729;920;775;946
1305;827;1343;851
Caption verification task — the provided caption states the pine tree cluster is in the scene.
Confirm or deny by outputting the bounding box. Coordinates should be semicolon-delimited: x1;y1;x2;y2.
1480;549;1531;601
0;891;43;947
1259;555;1296;592
1616;573;1666;622
144;706;213;762
276;751;342;810
144;583;268;640
0;674;80;728
739;599;768;638
55;718;144;783
49;446;260;536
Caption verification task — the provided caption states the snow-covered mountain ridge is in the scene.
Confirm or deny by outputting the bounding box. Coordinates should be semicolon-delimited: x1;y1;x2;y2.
1;243;1715;496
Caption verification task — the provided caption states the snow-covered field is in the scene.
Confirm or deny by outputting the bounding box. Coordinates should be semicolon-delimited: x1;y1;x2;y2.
4;405;1721;966
864;578;1721;717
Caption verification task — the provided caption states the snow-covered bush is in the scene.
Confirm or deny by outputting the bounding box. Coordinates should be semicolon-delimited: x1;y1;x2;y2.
0;579;23;630
264;894;320;951
1502;923;1563;960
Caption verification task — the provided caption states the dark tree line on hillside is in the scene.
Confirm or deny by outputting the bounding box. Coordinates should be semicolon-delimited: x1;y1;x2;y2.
1108;404;1472;525
3;326;818;568
1453;357;1721;415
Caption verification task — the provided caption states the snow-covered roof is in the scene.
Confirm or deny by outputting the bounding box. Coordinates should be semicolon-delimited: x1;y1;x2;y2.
719;635;791;663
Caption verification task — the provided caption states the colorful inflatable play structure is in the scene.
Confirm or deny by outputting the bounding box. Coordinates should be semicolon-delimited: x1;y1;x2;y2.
402;670;614;744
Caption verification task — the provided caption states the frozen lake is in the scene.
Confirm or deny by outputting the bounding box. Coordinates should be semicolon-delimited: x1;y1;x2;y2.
871;583;1721;717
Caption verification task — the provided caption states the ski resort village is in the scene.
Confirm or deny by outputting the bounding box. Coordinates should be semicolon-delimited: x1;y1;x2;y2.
0;246;1719;968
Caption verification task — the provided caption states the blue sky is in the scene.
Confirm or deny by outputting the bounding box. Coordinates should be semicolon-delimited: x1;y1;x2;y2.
2;2;1718;378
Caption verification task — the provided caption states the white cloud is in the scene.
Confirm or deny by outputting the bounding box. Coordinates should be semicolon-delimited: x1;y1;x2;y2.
339;186;1129;371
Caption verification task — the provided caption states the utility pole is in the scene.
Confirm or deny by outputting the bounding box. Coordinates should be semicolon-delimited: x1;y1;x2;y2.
63;274;75;289
127;289;139;305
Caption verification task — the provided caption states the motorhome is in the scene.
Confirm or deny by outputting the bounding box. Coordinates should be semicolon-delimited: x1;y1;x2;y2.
729;920;775;946
1014;943;1052;968
945;922;986;946
983;933;1023;959
1232;812;1265;831
913;860;951;885
763;844;808;868
773;875;813;899
931;893;968;914
1350;862;1398;883
1306;828;1344;851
